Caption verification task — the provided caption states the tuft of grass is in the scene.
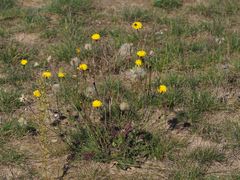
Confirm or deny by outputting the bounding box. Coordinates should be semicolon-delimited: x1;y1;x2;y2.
187;91;220;122
0;119;36;138
173;165;204;180
24;9;48;30
70;125;171;169
0;148;25;165
191;0;240;17
51;42;76;62
0;0;15;10
153;0;182;9
189;147;225;165
225;122;240;148
48;0;93;16
229;33;240;53
0;90;23;113
121;7;153;22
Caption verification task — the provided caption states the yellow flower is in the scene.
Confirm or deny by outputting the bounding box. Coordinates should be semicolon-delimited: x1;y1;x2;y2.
76;47;81;54
58;71;65;78
78;63;88;71
91;33;100;41
92;100;103;108
137;50;146;58
135;59;143;67
20;59;28;66
42;71;52;79
132;22;143;30
33;90;41;98
157;85;167;94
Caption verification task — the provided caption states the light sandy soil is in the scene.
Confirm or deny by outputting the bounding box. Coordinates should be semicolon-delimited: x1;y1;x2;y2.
18;0;48;8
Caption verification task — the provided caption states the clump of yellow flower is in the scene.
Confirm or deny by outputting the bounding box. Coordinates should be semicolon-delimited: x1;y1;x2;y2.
58;71;65;78
33;90;41;97
132;22;143;30
78;63;88;71
91;33;100;41
157;85;167;94
20;59;28;66
92;100;103;108
76;47;81;54
137;50;147;58
42;71;52;79
135;59;143;67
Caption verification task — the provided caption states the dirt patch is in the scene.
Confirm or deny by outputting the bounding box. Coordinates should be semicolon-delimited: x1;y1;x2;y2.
183;0;209;6
207;151;240;176
14;33;40;45
18;0;47;8
96;0;152;10
188;136;218;150
64;160;168;179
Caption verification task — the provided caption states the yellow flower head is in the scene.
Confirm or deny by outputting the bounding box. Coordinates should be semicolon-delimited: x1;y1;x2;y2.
91;33;101;41
58;71;65;78
33;90;41;98
20;59;28;66
132;22;143;30
92;100;103;108
42;71;52;79
137;50;147;58
76;47;81;54
157;85;167;94
135;59;143;67
78;63;88;71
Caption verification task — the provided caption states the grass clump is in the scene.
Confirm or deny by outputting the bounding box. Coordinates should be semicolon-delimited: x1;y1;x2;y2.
153;0;182;9
122;7;153;22
0;0;15;10
189;147;225;165
0;119;37;138
0;90;23;113
0;147;25;165
48;0;92;15
70;125;165;169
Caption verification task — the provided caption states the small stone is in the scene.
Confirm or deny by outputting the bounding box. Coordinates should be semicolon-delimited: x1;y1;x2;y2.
149;50;155;57
118;43;133;58
52;84;60;93
34;62;39;67
155;31;164;35
70;57;80;67
215;37;225;44
51;139;58;143
126;67;146;81
18;117;27;126
119;102;130;111
85;86;95;98
90;110;102;124
84;43;92;50
72;74;77;79
47;56;52;63
19;94;27;103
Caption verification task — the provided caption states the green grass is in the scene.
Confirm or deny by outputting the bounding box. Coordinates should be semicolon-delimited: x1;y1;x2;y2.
48;0;93;15
0;119;36;138
70;125;185;169
173;165;204;180
189;147;225;165
0;0;15;10
121;7;153;22
191;0;240;17
0;119;35;166
153;0;182;9
0;0;239;178
0;147;25;165
0;90;23;113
